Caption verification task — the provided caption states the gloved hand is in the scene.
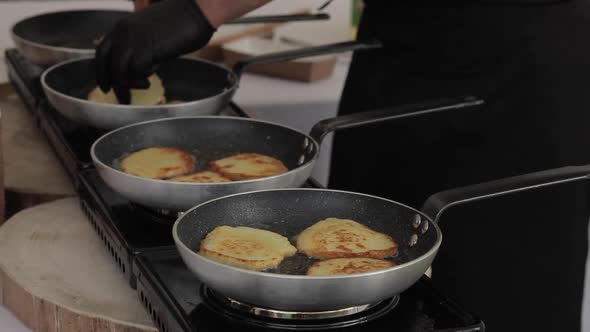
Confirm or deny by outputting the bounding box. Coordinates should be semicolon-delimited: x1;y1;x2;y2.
95;0;215;92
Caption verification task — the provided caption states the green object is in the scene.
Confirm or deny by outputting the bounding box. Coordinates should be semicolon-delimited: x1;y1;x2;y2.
352;0;363;28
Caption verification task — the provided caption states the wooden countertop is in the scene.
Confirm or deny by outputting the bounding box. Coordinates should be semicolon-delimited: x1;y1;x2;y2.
0;198;156;332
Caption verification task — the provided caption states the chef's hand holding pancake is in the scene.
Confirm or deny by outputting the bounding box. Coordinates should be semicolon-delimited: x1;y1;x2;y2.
95;0;271;94
95;0;215;94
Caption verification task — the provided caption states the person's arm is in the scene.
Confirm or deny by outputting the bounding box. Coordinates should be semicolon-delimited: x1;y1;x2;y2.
134;0;271;26
96;0;272;94
195;0;271;27
133;0;151;11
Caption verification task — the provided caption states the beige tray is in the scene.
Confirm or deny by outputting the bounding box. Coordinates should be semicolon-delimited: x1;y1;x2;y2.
222;36;337;82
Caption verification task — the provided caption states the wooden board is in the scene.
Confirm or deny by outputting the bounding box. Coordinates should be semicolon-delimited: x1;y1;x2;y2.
0;89;5;224
0;198;156;332
0;84;75;196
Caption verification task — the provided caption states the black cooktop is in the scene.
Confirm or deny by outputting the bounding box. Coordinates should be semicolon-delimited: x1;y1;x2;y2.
5;48;43;111
6;47;485;332
79;169;175;250
134;248;485;332
78;168;176;285
77;166;323;287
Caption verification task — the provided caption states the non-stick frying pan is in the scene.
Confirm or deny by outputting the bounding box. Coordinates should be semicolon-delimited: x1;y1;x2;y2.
41;40;381;129
11;10;131;67
11;9;329;67
91;96;483;211
173;188;440;311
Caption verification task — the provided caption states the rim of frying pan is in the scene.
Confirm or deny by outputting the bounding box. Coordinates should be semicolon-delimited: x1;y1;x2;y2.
90;116;320;186
41;57;239;110
172;188;443;280
11;9;131;55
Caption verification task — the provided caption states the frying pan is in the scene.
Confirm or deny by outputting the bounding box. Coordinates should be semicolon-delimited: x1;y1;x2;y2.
173;188;440;311
41;40;381;130
11;10;131;67
11;9;329;67
91;96;484;211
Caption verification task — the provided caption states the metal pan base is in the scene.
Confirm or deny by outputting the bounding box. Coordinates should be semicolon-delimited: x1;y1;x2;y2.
202;286;399;330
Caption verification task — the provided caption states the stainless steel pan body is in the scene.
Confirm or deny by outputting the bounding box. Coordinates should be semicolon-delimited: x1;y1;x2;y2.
42;57;237;129
173;188;441;311
41;41;381;130
92;116;317;211
91;97;483;211
11;10;130;67
11;9;329;67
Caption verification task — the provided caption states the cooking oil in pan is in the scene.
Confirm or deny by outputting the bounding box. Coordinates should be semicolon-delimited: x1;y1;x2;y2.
271;253;319;275
267;253;401;276
265;233;401;276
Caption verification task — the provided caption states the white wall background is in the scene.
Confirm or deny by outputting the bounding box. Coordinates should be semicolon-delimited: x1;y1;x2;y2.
0;0;352;54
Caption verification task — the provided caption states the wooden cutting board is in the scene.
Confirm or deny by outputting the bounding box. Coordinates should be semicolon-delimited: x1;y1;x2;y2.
0;84;74;197
0;198;156;332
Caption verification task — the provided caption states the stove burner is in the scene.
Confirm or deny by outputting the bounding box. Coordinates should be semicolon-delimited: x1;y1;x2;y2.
130;202;182;225
215;294;389;320
201;286;399;330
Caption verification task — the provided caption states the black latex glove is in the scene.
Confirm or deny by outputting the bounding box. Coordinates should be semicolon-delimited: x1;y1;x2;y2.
95;0;215;93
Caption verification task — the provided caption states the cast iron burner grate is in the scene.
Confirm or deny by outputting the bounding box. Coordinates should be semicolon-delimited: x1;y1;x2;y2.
201;286;399;330
130;202;182;225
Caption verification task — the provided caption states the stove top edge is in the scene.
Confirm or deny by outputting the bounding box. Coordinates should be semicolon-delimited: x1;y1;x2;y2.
6;48;485;332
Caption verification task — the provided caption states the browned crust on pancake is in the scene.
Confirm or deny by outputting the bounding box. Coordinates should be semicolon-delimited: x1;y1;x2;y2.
209;153;288;180
306;258;397;276
199;226;297;271
200;247;283;271
296;218;398;260
307;247;398;260
121;147;194;179
170;171;231;183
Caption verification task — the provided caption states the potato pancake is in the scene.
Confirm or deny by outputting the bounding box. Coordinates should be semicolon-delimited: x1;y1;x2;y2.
170;171;231;183
120;147;194;179
200;226;297;271
306;258;396;276
296;218;398;259
87;74;165;105
209;153;288;180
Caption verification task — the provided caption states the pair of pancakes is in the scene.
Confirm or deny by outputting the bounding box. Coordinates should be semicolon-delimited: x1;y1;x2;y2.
88;74;167;105
199;218;398;276
119;147;288;182
299;218;398;276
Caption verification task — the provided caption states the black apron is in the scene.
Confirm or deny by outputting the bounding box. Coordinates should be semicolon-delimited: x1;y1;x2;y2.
328;2;590;331
330;0;590;208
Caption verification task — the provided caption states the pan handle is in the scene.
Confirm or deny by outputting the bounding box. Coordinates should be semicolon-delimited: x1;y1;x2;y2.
227;13;330;24
420;166;590;224
309;96;485;144
232;40;382;78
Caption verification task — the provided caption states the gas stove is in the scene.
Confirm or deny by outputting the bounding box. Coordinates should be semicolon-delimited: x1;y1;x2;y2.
5;48;485;332
133;248;484;332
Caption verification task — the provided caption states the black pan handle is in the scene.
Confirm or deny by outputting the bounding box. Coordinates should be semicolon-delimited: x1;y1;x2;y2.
232;40;382;78
227;13;330;24
309;96;485;144
420;166;590;224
